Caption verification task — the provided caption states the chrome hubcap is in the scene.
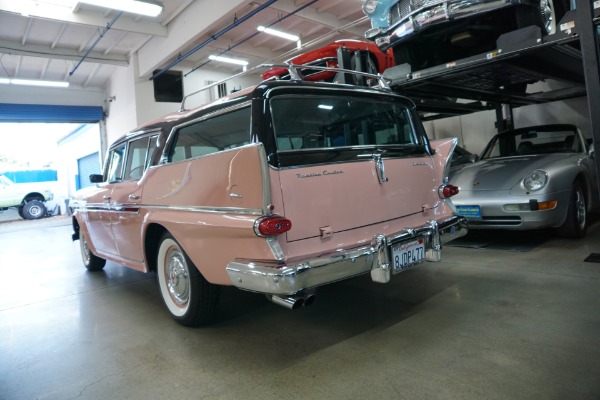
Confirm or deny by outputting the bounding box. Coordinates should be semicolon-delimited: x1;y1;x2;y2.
540;0;555;34
81;236;91;263
165;248;189;307
575;189;586;230
29;205;42;217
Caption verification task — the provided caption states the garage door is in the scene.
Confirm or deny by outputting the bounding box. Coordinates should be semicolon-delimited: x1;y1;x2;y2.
77;152;101;190
0;103;104;122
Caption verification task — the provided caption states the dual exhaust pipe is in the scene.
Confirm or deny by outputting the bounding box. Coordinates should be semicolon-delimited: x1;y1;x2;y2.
267;293;316;310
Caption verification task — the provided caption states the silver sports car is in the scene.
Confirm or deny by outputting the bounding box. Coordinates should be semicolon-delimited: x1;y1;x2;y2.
449;124;598;238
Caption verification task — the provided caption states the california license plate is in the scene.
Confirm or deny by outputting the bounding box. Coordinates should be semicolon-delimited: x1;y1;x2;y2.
456;205;481;218
391;238;425;273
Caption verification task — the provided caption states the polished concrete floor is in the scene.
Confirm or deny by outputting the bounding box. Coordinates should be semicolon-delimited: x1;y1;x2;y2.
1;216;600;400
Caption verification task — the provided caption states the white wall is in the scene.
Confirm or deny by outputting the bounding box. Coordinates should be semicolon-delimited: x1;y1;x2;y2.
55;124;102;212
104;57;257;145
105;61;138;144
0;84;106;106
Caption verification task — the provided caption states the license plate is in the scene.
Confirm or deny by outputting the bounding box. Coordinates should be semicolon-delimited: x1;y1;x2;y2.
456;205;481;218
391;238;425;273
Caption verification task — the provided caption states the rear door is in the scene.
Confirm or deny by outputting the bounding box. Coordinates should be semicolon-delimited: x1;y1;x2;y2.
270;94;438;242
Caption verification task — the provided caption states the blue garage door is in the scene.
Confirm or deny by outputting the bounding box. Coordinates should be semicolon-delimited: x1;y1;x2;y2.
0;103;103;122
77;152;101;190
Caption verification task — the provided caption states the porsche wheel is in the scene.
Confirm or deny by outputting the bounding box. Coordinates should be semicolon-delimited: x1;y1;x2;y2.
156;233;219;326
556;183;587;239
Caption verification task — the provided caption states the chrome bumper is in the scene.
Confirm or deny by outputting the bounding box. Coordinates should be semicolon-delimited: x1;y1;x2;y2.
226;215;468;295
370;0;514;48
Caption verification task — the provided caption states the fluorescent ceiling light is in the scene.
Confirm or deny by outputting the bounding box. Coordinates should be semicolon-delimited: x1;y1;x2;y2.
318;104;333;110
76;0;163;17
208;55;248;66
257;26;299;42
0;78;70;88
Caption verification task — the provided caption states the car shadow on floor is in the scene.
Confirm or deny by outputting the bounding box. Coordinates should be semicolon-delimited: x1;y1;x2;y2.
446;230;553;252
447;212;600;252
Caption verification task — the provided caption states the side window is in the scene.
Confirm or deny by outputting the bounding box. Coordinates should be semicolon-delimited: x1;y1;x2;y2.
169;107;251;162
147;135;159;168
106;144;126;182
123;135;160;180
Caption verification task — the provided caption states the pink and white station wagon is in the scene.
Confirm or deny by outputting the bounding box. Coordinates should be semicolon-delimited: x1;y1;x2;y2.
70;65;468;326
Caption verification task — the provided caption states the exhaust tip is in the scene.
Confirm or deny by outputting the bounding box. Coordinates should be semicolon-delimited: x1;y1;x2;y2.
268;295;304;310
292;297;304;310
303;294;316;307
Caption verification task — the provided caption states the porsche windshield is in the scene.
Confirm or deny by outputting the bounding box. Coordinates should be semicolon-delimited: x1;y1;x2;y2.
481;126;581;159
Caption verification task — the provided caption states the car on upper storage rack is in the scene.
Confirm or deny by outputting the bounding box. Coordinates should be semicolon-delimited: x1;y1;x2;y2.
70;65;468;326
0;174;53;220
261;39;395;84
361;0;571;71
449;124;598;238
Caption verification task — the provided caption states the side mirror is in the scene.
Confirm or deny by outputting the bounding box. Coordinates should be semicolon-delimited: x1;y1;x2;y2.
468;154;478;163
89;174;104;183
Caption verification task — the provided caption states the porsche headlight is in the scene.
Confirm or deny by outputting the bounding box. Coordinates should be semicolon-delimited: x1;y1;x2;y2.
523;170;548;191
362;0;378;15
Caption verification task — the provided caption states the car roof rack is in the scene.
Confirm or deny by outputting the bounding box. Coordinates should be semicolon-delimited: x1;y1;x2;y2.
178;63;390;111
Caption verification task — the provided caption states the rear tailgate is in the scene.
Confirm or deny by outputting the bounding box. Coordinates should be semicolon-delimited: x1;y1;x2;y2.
279;154;438;242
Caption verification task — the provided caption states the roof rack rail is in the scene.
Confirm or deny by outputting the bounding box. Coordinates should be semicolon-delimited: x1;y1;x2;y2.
178;63;390;112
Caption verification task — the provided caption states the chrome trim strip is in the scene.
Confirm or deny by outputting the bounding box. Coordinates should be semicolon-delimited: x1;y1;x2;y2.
77;203;262;216
142;205;263;215
257;143;272;215
226;215;468;295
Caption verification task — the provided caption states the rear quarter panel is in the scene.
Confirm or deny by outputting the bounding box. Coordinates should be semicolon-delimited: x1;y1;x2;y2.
140;144;274;284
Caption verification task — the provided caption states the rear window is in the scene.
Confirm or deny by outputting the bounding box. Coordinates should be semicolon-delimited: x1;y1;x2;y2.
270;95;417;151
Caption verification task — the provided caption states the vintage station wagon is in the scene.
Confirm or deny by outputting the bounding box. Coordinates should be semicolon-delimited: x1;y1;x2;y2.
70;66;468;326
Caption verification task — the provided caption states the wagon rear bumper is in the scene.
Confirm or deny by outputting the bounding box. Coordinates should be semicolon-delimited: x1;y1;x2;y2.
226;215;468;295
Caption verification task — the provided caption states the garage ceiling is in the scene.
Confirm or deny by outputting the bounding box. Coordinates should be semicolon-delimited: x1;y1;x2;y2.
0;0;370;89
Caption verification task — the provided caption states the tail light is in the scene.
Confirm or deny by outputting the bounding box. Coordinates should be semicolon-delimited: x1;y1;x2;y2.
439;184;459;198
254;216;292;237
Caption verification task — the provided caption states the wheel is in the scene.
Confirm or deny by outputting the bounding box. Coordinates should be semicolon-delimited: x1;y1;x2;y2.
22;200;47;220
516;0;567;35
556;182;587;238
80;230;106;271
156;233;219;326
17;205;24;218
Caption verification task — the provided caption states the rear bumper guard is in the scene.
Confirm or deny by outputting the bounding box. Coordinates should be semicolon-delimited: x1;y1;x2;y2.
226;215;468;295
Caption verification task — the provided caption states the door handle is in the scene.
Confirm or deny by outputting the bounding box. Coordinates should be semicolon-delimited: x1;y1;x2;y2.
373;154;388;183
128;194;140;200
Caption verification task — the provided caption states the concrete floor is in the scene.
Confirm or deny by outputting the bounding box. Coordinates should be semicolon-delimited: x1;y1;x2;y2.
1;216;600;400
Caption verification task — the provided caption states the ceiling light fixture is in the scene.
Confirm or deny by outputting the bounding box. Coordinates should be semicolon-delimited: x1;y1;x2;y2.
257;26;300;42
75;0;163;17
0;78;70;88
208;55;249;71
